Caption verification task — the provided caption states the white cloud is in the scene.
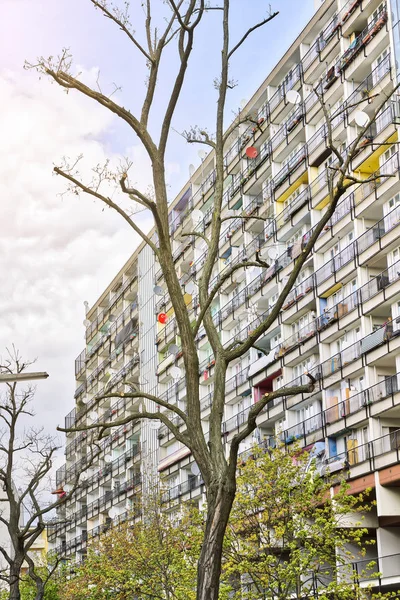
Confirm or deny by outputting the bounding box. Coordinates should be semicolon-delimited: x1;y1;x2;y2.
0;70;154;443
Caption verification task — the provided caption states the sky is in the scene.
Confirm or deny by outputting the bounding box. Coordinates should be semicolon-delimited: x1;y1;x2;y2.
0;0;315;462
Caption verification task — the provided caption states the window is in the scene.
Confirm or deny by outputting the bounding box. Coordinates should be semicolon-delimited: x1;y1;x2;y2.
369;2;386;25
384;193;400;230
330;242;340;259
271;332;282;349
262;176;272;200
269;293;278;308
380;145;397;175
283;186;304;211
372;47;390;85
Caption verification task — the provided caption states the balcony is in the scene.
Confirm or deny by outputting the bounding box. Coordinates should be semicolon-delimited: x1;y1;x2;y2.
280;411;323;444
302;10;341;82
324;375;399;429
352;103;400;173
346;54;392;126
337;9;388;78
272;145;308;203
74;349;86;380
341;0;385;37
161;474;203;503
268;63;302;122
357;201;400;264
270;105;305;162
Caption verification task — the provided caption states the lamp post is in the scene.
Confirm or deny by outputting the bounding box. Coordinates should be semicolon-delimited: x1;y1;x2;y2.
0;372;49;383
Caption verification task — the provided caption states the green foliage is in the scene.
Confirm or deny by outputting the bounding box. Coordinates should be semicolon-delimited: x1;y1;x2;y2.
61;444;399;600
221;442;384;600
0;568;61;600
60;496;201;600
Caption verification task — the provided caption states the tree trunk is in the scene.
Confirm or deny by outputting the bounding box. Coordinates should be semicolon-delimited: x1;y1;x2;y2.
196;478;236;600
34;582;45;600
9;561;22;600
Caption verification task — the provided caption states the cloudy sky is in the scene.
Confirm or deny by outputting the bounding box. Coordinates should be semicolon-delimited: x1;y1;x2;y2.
0;0;314;452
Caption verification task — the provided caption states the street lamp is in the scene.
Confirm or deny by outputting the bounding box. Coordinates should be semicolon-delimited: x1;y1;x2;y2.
0;372;49;383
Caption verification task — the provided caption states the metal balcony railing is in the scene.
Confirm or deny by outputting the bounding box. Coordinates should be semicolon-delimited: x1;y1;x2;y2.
337;8;388;73
302;9;341;72
272;146;308;193
268;63;302;114
270;105;305;154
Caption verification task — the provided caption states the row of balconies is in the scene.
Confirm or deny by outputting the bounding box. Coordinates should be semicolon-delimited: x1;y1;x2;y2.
50;489;140;558
164;0;390;244
85;274;138;344
279;374;398;445
50;448;141;541
157;231;400;399
158;312;399;444
59;417;140;486
165;120;398;321
72;351;140;423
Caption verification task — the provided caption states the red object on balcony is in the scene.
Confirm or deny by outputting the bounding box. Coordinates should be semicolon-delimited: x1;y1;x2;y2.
158;313;168;324
245;146;258;159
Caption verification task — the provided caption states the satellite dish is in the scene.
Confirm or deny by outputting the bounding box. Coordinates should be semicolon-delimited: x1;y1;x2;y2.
185;281;196;295
192;209;203;223
153;285;164;296
198;149;207;160
245;146;258;159
286;89;301;105
82;396;89;405
149;419;162;430
191;463;200;476
109;314;116;322
189;164;195;177
104;454;113;463
83;319;91;327
63;483;72;493
89;411;98;421
169;366;182;380
80;472;88;481
267;247;279;260
169;344;180;355
355;110;369;127
108;506;118;519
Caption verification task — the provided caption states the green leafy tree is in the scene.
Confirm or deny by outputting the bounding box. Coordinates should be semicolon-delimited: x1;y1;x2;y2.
0;566;60;600
222;442;390;600
60;497;201;600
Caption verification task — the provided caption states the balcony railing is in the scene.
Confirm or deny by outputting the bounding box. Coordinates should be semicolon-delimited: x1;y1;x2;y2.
161;475;203;503
272;146;308;194
270;105;305;153
325;375;399;426
302;9;341;72
280;411;323;443
268;63;302;114
337;8;388;73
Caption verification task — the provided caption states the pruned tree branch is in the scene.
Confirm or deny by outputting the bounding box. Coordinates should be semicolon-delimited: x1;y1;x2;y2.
53;166;159;255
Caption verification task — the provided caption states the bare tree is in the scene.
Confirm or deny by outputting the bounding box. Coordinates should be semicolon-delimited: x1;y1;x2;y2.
0;351;92;600
26;2;399;598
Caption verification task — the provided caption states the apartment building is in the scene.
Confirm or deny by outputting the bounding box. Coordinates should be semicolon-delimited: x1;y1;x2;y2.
51;0;400;591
